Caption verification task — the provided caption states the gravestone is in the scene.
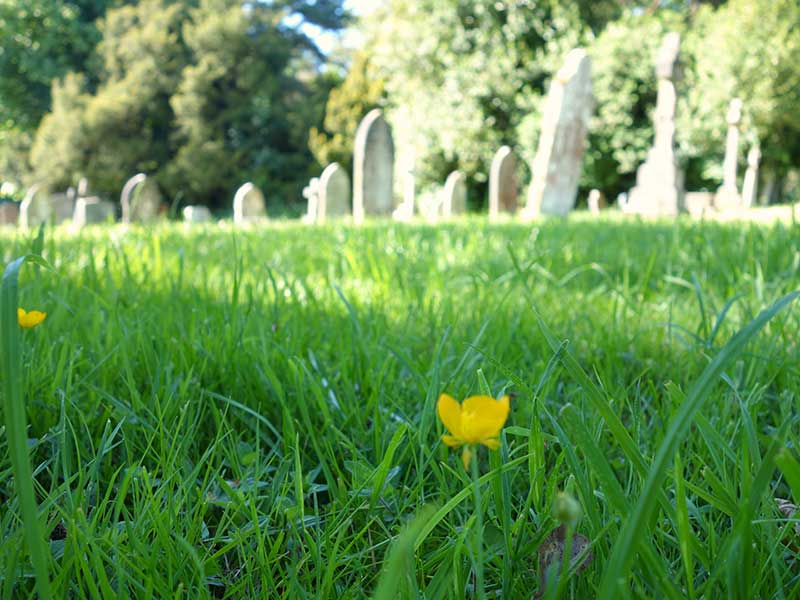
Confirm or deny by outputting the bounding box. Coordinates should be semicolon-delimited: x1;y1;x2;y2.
741;145;761;208
0;201;19;225
353;109;394;223
714;98;743;209
442;171;467;217
526;48;593;218
624;33;684;216
120;174;146;223
20;184;51;228
587;189;606;215
488;146;518;220
183;205;212;223
318;163;351;222
73;197;115;227
233;182;267;224
302;177;320;223
50;192;75;225
77;177;89;197
120;173;161;223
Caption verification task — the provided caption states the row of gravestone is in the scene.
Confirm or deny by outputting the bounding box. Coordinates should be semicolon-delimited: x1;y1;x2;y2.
1;35;758;228
2;175;164;228
304;34;760;221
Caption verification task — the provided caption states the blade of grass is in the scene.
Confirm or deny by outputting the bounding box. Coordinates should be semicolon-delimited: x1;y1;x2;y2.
2;254;53;599
598;290;799;596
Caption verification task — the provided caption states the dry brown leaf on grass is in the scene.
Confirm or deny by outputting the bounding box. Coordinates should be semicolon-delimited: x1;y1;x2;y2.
775;498;800;536
535;525;593;598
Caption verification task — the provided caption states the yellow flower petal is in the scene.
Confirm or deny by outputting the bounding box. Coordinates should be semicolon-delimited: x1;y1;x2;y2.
461;447;473;470
437;393;462;439
481;437;501;450
460;395;510;443
441;434;463;448
18;308;47;329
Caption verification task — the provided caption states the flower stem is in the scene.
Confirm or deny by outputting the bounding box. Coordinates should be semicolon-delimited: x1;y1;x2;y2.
470;446;486;600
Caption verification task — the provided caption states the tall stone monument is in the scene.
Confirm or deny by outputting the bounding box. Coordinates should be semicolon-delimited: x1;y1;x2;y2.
624;33;684;216
318;163;351;222
525;48;593;218
741;145;761;208
442;171;467;218
488;146;518;220
233;182;267;224
714;98;743;209
353;109;394;224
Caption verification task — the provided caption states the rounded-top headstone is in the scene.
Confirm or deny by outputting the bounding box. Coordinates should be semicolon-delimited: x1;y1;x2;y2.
318;163;351;222
353;109;394;224
489;146;518;220
233;182;267;224
120;173;147;223
20;184;51;228
442;171;467;217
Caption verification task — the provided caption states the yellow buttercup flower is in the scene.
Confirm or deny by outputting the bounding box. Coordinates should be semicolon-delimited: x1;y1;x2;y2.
437;393;510;469
17;308;47;329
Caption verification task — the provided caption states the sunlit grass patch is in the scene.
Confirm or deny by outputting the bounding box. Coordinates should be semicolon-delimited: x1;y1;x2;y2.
0;216;799;598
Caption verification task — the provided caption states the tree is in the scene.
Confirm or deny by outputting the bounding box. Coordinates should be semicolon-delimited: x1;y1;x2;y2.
31;0;348;209
683;0;800;193
0;0;120;130
308;51;385;174
364;0;585;204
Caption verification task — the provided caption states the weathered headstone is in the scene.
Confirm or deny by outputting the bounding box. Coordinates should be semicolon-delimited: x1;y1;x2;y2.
353;109;394;223
526;48;593;218
714;98;743;209
442;171;467;217
233;182;267;224
302;177;320;223
741;145;761;208
624;33;684;216
120;173;161;223
0;201;19;225
488;146;518;220
20;184;51;228
130;179;161;222
318;163;351;222
587;189;606;215
183;205;212;223
73;197;115;227
120;174;146;223
50;192;75;224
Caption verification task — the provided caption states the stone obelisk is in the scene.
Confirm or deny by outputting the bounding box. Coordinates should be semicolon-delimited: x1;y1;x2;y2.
623;33;684;216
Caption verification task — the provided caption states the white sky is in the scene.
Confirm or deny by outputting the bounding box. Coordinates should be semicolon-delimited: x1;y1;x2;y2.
309;0;383;54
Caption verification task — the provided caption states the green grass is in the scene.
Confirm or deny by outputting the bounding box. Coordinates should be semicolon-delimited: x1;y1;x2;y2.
1;214;799;598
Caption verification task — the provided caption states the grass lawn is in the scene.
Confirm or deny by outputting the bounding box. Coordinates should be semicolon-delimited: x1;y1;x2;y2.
1;215;800;598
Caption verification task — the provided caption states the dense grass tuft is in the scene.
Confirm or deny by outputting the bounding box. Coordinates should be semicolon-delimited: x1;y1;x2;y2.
1;215;799;598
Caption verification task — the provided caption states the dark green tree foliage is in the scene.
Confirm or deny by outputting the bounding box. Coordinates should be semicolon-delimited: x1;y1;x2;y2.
0;0;120;130
32;0;346;209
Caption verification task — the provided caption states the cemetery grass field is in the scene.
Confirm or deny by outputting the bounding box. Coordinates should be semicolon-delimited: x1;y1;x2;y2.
2;215;800;599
